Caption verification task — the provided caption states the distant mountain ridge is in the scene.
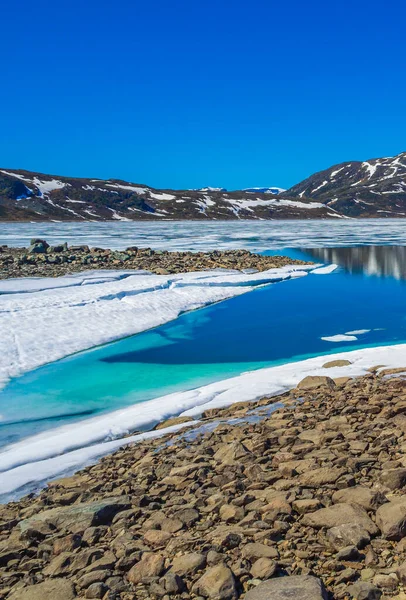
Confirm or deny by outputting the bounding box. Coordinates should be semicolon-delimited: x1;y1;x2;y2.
285;151;406;217
1;151;405;221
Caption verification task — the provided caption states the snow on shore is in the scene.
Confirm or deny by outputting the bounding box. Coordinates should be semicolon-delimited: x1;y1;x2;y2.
1;342;406;498
0;265;315;389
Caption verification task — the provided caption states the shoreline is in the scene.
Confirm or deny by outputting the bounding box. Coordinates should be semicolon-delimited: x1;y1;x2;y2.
2;362;406;599
2;341;406;499
0;241;309;280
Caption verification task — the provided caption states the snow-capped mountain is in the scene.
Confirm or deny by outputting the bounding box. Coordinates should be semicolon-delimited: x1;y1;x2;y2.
285;152;406;217
243;187;286;194
1;152;406;221
0;169;329;221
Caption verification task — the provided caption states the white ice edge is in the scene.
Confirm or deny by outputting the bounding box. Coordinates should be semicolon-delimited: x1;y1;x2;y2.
0;261;345;497
2;343;406;497
0;264;318;390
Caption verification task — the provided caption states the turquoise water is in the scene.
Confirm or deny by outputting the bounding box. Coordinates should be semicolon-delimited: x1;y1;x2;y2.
2;246;406;449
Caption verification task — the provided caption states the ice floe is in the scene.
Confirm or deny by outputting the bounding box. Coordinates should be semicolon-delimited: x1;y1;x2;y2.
321;334;358;342
0;265;317;390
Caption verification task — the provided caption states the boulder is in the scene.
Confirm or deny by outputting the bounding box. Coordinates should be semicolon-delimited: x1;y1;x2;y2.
7;579;75;600
347;581;382;599
327;523;371;549
332;486;387;510
242;542;278;560
18;497;130;534
127;552;165;584
379;468;406;491
376;497;406;540
171;552;206;576
244;575;328;600
302;503;378;535
193;564;237;599
250;557;277;579
296;376;336;390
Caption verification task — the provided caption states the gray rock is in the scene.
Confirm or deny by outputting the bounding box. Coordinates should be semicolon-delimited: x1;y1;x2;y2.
18;496;131;534
347;581;382;599
244;575;328;599
327;523;371;549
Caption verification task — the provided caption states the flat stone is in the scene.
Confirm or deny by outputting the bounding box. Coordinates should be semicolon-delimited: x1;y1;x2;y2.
323;359;352;368
241;542;278;560
244;575;328;600
332;486;387;510
7;579;75;600
302;503;378;535
18;497;130;534
299;466;347;487
155;416;194;430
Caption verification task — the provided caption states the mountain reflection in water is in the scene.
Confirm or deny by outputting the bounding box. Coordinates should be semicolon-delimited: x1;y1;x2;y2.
303;246;406;280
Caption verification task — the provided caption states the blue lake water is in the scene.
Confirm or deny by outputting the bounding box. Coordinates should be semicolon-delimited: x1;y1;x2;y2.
2;245;406;450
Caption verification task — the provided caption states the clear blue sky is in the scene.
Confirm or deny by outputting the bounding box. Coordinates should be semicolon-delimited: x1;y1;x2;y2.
1;0;405;190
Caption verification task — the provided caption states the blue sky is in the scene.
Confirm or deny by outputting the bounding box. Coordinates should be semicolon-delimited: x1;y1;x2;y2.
1;0;405;190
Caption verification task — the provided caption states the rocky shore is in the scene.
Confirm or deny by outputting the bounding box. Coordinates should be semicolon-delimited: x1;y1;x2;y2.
0;240;309;280
3;366;406;599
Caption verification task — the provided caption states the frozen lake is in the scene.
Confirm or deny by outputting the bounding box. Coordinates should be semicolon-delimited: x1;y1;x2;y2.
2;219;406;251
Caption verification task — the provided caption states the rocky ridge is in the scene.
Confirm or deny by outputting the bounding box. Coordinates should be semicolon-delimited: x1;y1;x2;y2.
2;152;406;221
0;240;309;280
286;152;406;217
0;169;327;222
3;367;406;598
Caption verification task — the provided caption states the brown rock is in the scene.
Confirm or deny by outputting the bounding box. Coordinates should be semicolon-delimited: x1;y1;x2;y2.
171;552;206;576
250;557;277;579
332;487;387;511
193;564;237;599
302;503;378;535
7;579;75;600
155;416;194;430
143;529;172;548
323;359;352;368
214;441;249;465
299;466;346;487
127;552;165;584
376;497;406;540
296;375;336;390
242;542;278;560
